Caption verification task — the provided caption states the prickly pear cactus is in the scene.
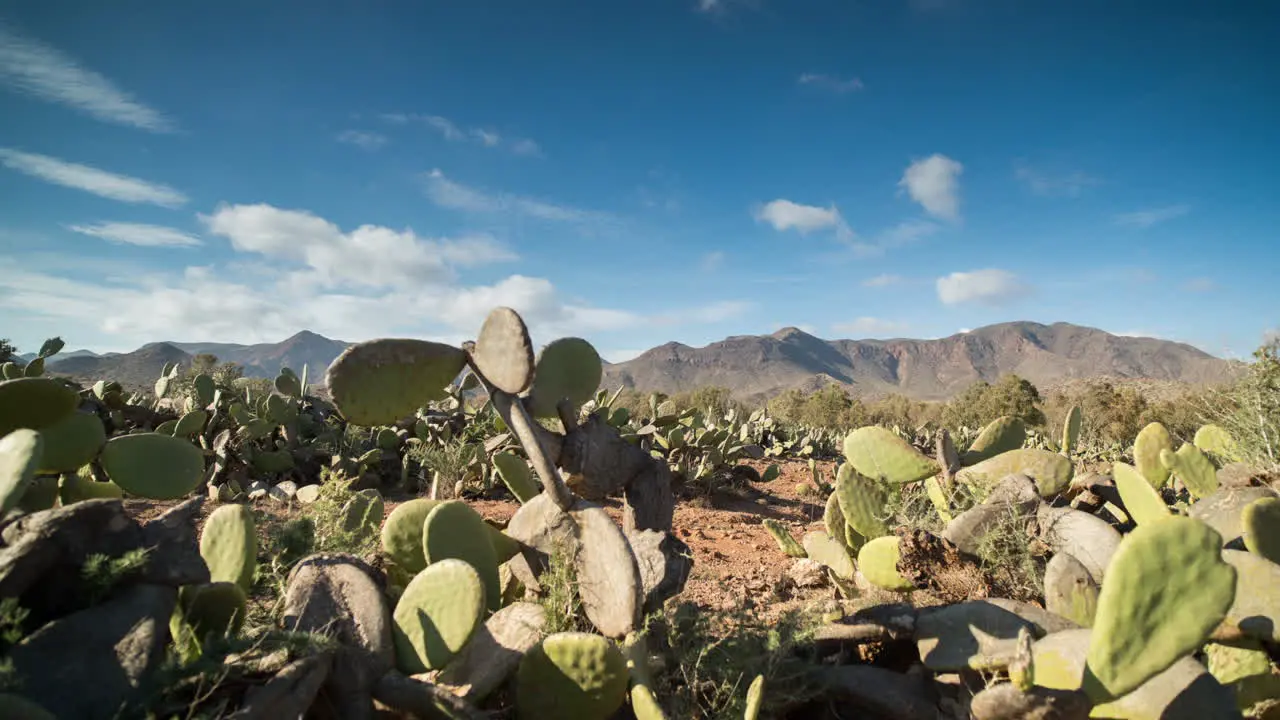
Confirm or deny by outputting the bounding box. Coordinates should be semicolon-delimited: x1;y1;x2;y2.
177;581;248;645
100;432;205;500
744;674;765;720
381;498;441;574
471;306;536;395
1241;497;1280;563
957;448;1073;498
801;531;854;580
857;535;915;592
1133;422;1174;488
200;504;258;592
0;429;43;515
527;337;604;419
1061;405;1082;457
0;377;80;437
1160;443;1219;499
494;451;540;504
392;558;487;673
1112;462;1170;526
834;462;891;539
1083;516;1236;702
842;425;940;485
325;338;468;426
1194;424;1239;463
516;632;629;720
961;415;1026;465
423;500;502;612
762;519;806;558
34;410;105;474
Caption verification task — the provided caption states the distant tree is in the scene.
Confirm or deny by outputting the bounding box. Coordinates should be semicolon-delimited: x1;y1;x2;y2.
942;374;1046;430
0;338;15;365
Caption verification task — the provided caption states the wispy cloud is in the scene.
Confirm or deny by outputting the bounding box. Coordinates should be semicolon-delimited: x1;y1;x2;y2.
936;268;1031;306
0;148;187;207
832;317;908;337
1114;204;1190;228
336;130;388;151
383;112;541;156
1183;277;1216;293
798;73;864;94
700;251;726;272
0;21;174;132
1013;161;1100;197
862;273;904;288
422;169;611;225
753;199;854;241
67;222;201;247
846;219;940;258
899;154;963;221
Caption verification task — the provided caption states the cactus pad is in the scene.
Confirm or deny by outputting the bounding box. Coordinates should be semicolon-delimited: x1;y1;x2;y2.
493;451;540;503
762;519;807;558
744;674;765;720
516;632;629;720
842;425;940;484
423;500;501;612
471;306;536;394
57;473;123;503
801;531;854;580
961;416;1026;465
381;498;441;574
1159;443;1219;499
172;410;208;438
957;448;1073;498
527;337;604;419
1133;422;1174;488
857;535;916;591
100;432;205;500
1194;424;1239;462
0;429;42;515
1061;405;1082;457
179;581;248;642
392;558;486;673
1241;496;1280;563
0;377;80;437
1112;462;1170;526
570;503;642;638
1084;516;1236;702
325;338;468;426
834;462;890;539
34;410;104;474
200;504;258;591
823;490;850;552
924;475;953;523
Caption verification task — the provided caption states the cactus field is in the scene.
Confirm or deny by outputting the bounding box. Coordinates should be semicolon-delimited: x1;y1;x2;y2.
1;308;1279;720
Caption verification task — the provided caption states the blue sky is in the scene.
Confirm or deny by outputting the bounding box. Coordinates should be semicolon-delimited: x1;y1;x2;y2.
1;1;1276;362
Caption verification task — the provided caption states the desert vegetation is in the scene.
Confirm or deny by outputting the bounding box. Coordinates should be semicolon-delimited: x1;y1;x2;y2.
0;311;1277;719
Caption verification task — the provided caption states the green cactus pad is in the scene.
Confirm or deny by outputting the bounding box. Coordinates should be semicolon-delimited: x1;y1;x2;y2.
471;306;536;395
423;500;501;612
57;473;123;503
842;425;939;485
743;674;765;720
834;462;890;539
1061;405;1082;456
1159;443;1219;499
761;464;780;482
925;475;953;523
200;503;258;591
762;519;807;558
0;693;56;719
801;531;854;580
1084;516;1236;703
35;410;105;474
100;432;205;500
375;427;399;450
516;632;629;720
273;371;301;399
1241;497;1280;563
341;488;385;538
251;449;295;475
0;377;80;437
961;416;1026;465
493;451;540;503
179;581;248;642
857;535;915;591
0;363;19;380
392;558;487;673
1194;424;1239;462
381;498;441;574
173;410;208;438
17;475;58;512
1133;422;1174;488
22;357;44;377
956;448;1073;498
823;490;850;552
326;338;468;426
527;337;604;419
1112;462;1170;526
191;373;215;407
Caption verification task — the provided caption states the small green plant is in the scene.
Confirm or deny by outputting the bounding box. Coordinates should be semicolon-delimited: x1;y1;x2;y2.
538;539;589;635
81;548;150;606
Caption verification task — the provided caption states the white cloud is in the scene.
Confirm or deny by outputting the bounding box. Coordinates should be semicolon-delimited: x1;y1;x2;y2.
510;138;542;156
383;113;541;156
936;268;1030;306
862;273;904;287
422;115;465;141
1013;162;1099;197
958;327;972;333
832;317;908;337
1114;204;1190;228
700;251;725;272
0;148;187;206
423;169;609;225
67;222;201;247
899;154;963;221
601;348;646;363
1183;277;1215;293
470;128;501;147
1114;329;1168;340
0;22;174;132
798;73;864;94
336;130;388;151
754;199;848;235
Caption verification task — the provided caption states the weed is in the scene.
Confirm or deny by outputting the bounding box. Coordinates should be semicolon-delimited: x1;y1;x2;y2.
81;547;151;606
537;539;590;635
407;439;480;497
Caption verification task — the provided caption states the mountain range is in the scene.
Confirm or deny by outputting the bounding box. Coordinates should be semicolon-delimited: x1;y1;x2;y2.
24;322;1238;401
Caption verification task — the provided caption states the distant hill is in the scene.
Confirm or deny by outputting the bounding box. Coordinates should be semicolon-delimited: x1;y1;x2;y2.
168;331;350;380
601;321;1239;402
51;343;193;391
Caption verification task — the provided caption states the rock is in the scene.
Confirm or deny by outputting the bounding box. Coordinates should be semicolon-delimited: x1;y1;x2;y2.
1189;486;1279;545
1043;552;1099;627
139;496;209;587
969;682;1092;720
1031;628;1239;719
914;599;1077;672
740;444;765;460
1217;463;1267;489
8;583;176;720
942;474;1039;556
787;558;827;588
435;602;547;701
281;553;395;674
227;652;333;719
1219;549;1280;643
247;480;269;500
1036;505;1122;582
818;665;939;720
296;484;321;504
269;480;298;503
628;529;693;614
